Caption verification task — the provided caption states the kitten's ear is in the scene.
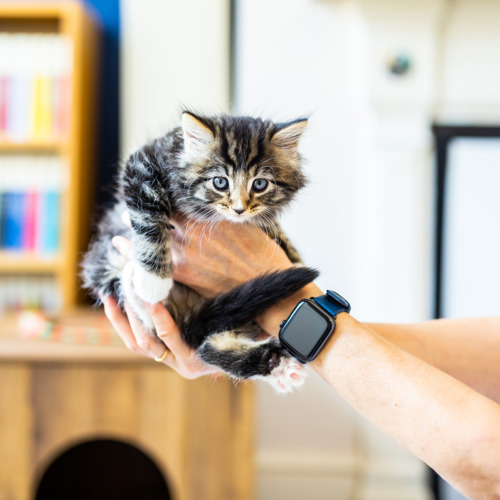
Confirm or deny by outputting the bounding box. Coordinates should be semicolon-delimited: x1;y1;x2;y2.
182;112;215;156
271;119;308;150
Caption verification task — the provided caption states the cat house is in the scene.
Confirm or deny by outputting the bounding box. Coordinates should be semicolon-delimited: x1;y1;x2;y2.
0;311;254;500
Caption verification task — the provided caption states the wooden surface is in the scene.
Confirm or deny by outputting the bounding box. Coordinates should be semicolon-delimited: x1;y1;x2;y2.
0;307;150;363
60;0;99;306
0;364;255;500
0;140;66;153
0;308;255;500
0;251;61;273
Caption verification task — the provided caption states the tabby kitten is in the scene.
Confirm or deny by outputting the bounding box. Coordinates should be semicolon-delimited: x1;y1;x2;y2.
82;111;318;392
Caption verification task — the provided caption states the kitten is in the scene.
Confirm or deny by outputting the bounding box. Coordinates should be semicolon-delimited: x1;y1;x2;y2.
81;111;318;392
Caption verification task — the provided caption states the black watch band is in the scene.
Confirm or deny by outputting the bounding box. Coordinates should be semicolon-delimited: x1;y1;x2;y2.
312;290;351;317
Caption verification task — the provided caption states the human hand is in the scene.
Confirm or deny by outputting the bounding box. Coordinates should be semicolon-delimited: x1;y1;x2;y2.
116;210;293;298
102;295;218;378
113;211;319;336
165;215;321;336
168;214;294;297
102;237;218;379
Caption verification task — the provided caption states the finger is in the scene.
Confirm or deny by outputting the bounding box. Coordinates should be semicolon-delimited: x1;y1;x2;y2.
124;301;170;361
144;303;198;363
144;302;184;352
112;235;133;261
121;210;132;228
102;295;143;354
145;302;221;377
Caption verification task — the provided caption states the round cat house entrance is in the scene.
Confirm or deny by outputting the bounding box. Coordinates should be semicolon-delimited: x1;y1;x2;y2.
35;439;172;500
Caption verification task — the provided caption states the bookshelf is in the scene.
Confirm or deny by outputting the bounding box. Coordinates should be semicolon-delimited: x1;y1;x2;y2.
0;1;99;313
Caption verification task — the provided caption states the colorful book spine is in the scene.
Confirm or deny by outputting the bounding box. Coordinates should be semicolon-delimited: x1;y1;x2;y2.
0;33;72;143
22;191;38;251
39;191;60;254
3;192;26;250
0;155;63;254
0;276;61;314
0;76;7;134
0;192;4;247
7;75;30;141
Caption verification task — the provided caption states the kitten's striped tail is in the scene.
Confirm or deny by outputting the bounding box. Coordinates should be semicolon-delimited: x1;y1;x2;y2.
181;266;319;348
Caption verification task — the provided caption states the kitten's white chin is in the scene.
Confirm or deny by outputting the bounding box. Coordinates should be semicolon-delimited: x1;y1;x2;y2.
224;213;253;223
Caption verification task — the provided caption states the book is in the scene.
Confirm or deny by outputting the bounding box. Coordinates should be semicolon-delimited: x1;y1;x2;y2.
0;76;7;134
0;33;72;142
39;191;60;254
0;275;61;314
3;192;26;250
0;192;4;247
0;155;63;253
22;191;38;251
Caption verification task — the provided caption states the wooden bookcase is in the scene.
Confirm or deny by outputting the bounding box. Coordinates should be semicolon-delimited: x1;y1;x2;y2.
0;1;99;310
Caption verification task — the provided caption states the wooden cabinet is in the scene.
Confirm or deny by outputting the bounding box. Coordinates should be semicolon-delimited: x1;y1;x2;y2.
0;311;254;500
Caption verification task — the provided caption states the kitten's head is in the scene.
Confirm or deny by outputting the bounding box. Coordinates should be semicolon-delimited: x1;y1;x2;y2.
178;111;307;225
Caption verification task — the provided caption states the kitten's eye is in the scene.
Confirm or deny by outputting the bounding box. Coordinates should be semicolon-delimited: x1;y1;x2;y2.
213;177;229;191
252;178;268;192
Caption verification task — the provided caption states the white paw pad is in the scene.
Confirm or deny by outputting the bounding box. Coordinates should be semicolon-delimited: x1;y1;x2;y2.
267;356;307;393
128;261;173;304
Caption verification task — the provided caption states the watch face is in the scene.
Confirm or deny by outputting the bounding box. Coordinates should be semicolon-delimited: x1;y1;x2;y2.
279;300;334;362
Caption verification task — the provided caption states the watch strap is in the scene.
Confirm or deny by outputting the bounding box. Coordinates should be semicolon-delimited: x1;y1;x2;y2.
312;290;351;317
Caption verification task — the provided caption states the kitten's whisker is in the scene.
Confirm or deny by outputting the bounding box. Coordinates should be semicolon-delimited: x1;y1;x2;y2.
208;214;224;239
180;213;206;251
256;210;281;257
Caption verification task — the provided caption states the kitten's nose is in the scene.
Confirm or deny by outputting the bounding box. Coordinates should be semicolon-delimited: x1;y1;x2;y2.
234;208;246;215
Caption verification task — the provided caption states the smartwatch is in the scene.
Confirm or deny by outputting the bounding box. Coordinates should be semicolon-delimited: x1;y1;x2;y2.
278;290;351;363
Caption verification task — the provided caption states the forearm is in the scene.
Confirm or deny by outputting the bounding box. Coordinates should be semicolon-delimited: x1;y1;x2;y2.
260;290;500;403
257;288;500;498
312;314;500;499
366;317;500;404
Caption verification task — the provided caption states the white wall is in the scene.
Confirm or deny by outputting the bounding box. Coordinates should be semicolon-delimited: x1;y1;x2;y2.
235;0;500;499
120;0;231;156
234;0;438;498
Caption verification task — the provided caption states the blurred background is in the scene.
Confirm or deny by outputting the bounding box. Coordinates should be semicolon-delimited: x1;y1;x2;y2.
1;0;499;499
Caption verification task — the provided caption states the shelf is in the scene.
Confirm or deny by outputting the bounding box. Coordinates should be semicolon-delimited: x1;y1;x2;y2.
0;308;149;363
0;140;68;153
0;251;62;273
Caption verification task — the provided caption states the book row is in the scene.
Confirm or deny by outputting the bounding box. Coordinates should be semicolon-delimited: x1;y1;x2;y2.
0;190;60;253
0;33;73;142
0;155;65;253
0;275;61;315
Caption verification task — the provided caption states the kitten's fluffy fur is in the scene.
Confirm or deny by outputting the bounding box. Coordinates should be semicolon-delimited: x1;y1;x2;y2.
82;111;318;392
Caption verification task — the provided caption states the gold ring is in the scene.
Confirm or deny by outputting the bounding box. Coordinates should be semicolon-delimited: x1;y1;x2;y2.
154;346;169;362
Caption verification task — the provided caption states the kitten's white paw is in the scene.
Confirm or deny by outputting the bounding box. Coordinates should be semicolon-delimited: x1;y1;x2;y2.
121;262;155;330
267;356;307;394
129;261;173;304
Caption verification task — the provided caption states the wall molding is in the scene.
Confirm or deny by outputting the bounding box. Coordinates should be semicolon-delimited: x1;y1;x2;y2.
257;451;431;500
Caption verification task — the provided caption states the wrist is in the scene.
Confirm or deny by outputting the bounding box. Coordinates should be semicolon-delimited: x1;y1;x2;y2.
310;311;356;371
256;282;323;336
